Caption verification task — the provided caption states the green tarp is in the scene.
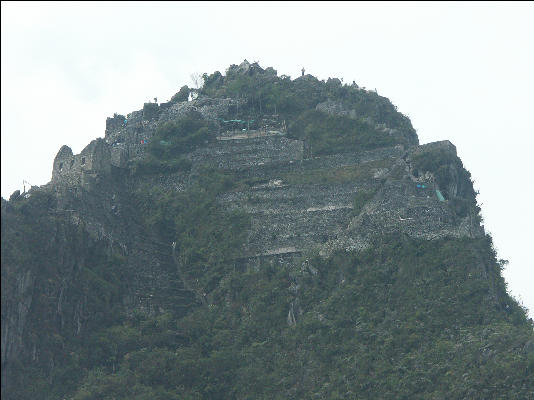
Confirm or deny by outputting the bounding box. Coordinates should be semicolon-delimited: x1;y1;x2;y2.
436;189;445;202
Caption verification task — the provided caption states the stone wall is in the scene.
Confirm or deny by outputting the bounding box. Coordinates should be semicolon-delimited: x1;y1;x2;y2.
315;100;417;146
159;97;238;123
324;179;484;256
226;145;403;183
51;93;480;271
219;181;373;256
52;139;111;187
213;138;483;263
105;109;159;146
191;136;304;171
110;143;129;168
412;140;457;157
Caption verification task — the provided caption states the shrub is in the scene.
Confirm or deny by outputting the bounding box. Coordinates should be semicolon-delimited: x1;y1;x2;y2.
142;103;160;121
412;149;476;201
352;189;376;216
170;86;190;103
132;157;192;176
289;110;396;156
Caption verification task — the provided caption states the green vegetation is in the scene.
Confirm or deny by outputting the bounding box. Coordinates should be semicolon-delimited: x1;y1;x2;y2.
65;235;533;400
412;148;481;223
289;110;397;156
7;188;531;400
170;85;190;103
282;159;391;186
2;167;251;400
352;189;377;216
2;194;129;400
133;168;250;296
412;148;475;200
2;63;532;400
142;102;160;121
132;113;213;175
3;168;533;400
200;63;417;148
149;115;212;157
132;157;192;175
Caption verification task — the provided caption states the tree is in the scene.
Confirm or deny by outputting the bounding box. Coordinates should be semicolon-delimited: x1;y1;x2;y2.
170;86;190;103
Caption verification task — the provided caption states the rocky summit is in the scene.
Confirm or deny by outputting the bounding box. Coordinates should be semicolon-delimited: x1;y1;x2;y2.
2;61;533;399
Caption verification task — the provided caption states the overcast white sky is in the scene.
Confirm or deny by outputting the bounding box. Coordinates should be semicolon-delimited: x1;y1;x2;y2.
2;1;533;317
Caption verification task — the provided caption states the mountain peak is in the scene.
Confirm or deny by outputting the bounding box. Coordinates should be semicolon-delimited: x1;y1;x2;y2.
2;62;531;400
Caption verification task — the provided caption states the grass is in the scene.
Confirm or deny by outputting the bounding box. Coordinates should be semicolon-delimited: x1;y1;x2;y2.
282;159;393;185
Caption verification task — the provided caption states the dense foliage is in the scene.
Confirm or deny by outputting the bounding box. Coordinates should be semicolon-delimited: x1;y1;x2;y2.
133;168;250;296
289;110;397;156
411;148;481;223
352;189;377;216
170;85;190;103
142;102;160;121
412;148;475;200
1;194;129;400
132;113;213;175
5;188;532;400
200;62;417;148
2;63;533;400
68;235;533;400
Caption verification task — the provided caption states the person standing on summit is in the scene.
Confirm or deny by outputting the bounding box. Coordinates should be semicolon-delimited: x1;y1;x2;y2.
301;67;305;76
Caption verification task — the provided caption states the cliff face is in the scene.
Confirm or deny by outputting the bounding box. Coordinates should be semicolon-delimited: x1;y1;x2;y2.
2;62;532;399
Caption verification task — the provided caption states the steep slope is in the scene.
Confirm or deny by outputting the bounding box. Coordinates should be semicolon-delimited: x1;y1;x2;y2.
2;61;533;399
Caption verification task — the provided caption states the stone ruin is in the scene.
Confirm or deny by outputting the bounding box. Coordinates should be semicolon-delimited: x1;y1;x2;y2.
50;89;482;269
52;93;291;188
41;89;489;324
52;139;111;188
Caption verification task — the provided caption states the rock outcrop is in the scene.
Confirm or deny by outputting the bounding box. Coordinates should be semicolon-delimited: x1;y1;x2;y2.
2;64;506;399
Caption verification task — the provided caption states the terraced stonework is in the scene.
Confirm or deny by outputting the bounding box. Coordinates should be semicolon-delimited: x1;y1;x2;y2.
42;95;484;308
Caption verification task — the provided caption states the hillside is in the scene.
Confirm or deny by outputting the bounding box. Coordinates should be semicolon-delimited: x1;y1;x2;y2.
2;61;533;399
